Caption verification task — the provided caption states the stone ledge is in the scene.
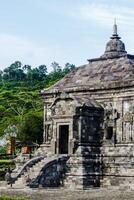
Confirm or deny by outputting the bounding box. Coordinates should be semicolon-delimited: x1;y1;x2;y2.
0;187;134;200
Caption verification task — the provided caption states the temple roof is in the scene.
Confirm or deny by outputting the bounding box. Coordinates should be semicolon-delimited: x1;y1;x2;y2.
41;24;134;95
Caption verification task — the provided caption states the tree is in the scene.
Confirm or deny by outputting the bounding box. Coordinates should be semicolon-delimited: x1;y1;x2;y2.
0;70;3;81
47;62;63;85
4;125;18;138
0;60;75;142
51;62;62;73
23;65;32;81
18;112;43;144
63;63;75;75
3;61;25;81
30;65;47;82
38;65;47;81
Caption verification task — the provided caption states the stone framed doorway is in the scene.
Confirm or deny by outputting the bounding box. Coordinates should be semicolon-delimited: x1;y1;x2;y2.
59;125;69;154
54;120;72;155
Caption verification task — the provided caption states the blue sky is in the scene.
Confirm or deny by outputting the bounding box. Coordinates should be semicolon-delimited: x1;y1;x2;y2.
0;0;134;71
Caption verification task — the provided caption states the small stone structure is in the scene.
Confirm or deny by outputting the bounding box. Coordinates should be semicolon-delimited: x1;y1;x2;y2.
40;23;134;189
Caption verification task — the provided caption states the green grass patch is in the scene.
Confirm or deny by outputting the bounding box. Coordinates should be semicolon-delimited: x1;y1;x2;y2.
0;160;15;167
0;196;30;200
0;160;14;164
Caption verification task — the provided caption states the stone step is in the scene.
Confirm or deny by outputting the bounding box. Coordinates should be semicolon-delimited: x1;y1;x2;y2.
13;157;48;188
13;155;64;188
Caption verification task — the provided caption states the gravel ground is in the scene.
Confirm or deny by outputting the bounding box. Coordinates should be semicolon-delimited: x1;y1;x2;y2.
0;187;134;200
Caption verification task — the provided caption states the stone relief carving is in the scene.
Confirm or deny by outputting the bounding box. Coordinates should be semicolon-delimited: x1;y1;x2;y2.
123;112;133;123
46;108;52;121
44;124;52;143
103;102;120;142
104;103;119;124
51;100;74;116
122;101;134;141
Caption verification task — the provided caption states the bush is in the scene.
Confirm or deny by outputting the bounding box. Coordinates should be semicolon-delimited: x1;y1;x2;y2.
0;196;30;200
0;160;15;167
0;147;6;154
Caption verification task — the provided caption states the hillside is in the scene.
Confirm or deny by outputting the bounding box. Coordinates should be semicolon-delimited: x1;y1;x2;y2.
0;61;75;144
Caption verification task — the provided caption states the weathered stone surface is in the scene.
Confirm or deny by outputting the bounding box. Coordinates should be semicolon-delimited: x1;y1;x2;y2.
11;24;134;190
41;56;134;94
40;24;134;189
1;188;134;200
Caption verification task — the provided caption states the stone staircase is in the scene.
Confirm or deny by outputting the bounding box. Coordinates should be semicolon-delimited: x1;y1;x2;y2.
12;156;46;188
12;155;68;189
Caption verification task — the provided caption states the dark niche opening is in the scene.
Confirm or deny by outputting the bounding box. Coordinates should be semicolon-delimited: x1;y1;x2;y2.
106;126;113;139
59;125;69;154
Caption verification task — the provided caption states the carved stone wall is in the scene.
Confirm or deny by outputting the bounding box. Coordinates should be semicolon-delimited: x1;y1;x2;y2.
41;86;134;189
64;106;104;189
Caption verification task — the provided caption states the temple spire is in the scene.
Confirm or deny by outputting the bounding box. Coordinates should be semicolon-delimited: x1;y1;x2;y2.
111;19;120;39
113;18;117;35
100;20;127;58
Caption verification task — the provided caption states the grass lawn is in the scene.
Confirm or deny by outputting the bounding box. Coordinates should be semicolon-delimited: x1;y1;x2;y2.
0;196;30;200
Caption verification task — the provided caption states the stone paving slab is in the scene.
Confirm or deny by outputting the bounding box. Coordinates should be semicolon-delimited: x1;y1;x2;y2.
0;187;134;200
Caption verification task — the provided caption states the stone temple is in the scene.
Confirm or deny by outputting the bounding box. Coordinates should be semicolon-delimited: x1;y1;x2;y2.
12;23;134;189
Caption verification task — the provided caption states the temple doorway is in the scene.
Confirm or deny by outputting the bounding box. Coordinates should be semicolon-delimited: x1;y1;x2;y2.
59;125;69;154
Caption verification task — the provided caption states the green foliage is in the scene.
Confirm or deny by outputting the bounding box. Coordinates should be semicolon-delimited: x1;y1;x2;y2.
18;112;43;144
0;146;6;154
0;196;30;200
0;61;75;143
0;160;15;167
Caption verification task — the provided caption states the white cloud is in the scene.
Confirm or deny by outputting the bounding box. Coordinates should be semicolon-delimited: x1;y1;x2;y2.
71;3;134;28
1;3;134;71
0;34;67;71
68;2;134;54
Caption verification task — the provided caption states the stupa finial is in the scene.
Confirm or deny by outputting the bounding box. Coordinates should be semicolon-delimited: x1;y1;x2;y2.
113;18;117;35
111;19;120;39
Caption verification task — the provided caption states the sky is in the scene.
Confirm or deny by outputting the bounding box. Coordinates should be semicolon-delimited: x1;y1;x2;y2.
0;0;134;71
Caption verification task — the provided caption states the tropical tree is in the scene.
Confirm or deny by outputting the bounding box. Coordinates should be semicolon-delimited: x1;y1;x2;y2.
63;63;75;75
3;61;25;81
17;112;43;144
0;60;75;143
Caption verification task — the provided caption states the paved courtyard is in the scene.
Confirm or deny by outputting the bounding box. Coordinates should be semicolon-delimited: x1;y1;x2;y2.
0;187;134;200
